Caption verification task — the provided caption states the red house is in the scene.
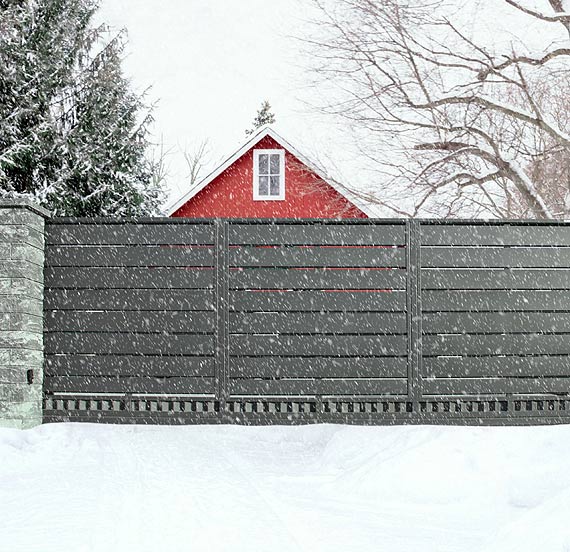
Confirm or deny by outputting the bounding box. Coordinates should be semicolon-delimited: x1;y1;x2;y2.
167;127;370;218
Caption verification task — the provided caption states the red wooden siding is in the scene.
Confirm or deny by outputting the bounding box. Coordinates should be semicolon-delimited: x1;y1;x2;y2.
171;136;368;219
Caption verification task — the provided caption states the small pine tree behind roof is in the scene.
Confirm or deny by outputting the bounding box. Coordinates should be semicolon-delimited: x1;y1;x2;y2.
245;101;276;137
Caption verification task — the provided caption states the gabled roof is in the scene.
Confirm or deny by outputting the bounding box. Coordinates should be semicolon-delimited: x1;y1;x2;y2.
165;126;373;216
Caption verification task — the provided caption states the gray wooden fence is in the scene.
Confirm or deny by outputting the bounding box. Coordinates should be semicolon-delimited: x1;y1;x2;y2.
43;218;570;425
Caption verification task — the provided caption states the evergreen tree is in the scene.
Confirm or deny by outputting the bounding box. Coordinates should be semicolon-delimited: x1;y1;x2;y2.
245;101;276;137
0;0;164;216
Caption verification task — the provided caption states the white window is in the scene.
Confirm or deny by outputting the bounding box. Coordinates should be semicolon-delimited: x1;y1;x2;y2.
253;149;285;200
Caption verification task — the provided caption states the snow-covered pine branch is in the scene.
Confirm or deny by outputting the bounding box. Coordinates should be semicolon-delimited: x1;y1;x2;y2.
0;0;165;216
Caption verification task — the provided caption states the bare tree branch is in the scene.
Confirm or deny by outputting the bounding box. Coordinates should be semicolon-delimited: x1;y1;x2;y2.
182;140;210;187
478;48;570;81
305;0;569;218
504;0;570;24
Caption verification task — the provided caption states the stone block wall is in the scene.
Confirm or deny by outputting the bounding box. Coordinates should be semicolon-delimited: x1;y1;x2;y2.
0;201;49;429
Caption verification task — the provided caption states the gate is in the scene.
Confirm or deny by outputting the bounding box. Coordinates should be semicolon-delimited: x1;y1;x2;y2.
43;218;570;425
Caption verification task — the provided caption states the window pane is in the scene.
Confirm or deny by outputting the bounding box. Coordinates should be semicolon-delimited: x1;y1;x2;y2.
269;176;280;196
258;176;269;196
270;154;280;175
258;154;269;174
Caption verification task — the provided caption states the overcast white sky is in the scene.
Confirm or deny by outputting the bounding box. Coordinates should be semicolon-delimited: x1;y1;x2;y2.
98;0;333;205
96;1;569;213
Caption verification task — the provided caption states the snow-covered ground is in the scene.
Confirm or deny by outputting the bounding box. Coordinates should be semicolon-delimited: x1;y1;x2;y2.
1;423;569;551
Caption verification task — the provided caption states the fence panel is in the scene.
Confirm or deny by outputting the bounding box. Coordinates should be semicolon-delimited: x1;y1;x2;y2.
227;221;409;400
43;220;218;423
421;222;570;402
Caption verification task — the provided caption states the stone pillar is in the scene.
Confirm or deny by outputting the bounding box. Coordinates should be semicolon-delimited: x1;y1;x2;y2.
0;201;49;429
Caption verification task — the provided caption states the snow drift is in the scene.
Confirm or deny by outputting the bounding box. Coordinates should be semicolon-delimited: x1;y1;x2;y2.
1;423;569;551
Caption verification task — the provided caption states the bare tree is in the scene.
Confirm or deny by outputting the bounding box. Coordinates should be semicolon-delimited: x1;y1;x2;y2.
507;76;570;216
182;139;211;187
149;137;172;196
306;0;570;218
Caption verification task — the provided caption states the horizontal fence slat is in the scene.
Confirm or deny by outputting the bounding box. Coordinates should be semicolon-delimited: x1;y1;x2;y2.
46;246;214;267
45;355;214;377
44;375;215;394
46;223;214;245
230;312;407;334
422;269;570;290
229;223;406;246
45;267;213;289
422;224;570;247
423;356;570;378
229;357;407;378
230;267;406;290
229;335;407;356
422;290;570;311
423;377;570;395
230;378;408;396
422;247;570;268
44;289;214;311
423;311;570;334
424;334;570;356
45;333;214;355
230;247;405;268
45;311;215;333
230;290;406;312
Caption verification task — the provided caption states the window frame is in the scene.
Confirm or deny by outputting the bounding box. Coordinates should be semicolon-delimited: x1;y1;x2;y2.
253;149;286;201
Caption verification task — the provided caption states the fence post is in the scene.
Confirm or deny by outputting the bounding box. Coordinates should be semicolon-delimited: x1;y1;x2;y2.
0;200;49;429
214;219;229;413
406;219;422;410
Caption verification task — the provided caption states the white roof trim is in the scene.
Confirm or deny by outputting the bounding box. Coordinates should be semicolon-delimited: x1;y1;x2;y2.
165;126;373;217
